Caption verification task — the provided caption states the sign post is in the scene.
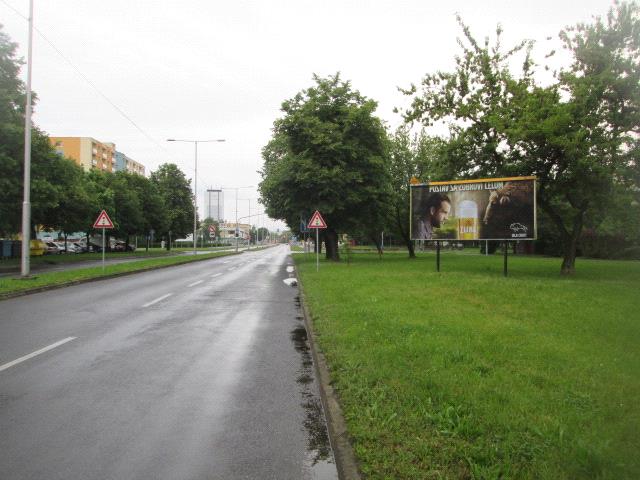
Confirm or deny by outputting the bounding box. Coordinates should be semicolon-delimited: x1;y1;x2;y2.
307;210;327;272
93;210;114;272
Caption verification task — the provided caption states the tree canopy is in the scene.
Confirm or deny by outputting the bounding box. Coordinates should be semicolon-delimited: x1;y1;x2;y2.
259;73;391;259
400;3;640;274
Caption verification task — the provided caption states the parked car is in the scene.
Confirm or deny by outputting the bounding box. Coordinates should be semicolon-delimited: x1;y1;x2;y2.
113;241;136;252
54;241;80;253
29;239;46;256
73;242;90;253
44;242;62;254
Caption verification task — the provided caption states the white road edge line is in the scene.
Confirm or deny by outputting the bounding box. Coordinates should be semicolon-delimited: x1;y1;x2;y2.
188;280;204;287
0;337;77;373
142;293;173;308
211;273;222;278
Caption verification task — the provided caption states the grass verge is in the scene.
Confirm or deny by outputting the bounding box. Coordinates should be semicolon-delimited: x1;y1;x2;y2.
0;251;238;297
294;252;640;479
0;246;237;269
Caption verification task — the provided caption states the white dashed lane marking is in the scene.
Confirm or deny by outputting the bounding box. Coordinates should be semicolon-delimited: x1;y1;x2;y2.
142;293;173;308
0;337;77;373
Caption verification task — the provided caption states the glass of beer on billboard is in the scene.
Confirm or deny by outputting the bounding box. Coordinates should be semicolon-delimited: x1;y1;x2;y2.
457;200;479;240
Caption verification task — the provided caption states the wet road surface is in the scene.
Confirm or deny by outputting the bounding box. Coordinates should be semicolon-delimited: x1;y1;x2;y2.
0;245;338;479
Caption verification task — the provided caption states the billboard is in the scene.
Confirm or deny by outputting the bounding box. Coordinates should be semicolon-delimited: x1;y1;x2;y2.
410;176;537;241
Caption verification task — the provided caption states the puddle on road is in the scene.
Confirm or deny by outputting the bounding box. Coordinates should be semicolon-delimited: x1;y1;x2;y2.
290;324;338;479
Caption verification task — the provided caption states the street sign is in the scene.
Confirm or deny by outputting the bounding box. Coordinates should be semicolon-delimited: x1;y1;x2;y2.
307;211;327;273
93;210;114;229
308;210;327;229
93;210;113;273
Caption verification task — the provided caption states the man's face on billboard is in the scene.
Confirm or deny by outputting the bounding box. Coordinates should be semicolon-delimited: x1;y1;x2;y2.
430;201;451;228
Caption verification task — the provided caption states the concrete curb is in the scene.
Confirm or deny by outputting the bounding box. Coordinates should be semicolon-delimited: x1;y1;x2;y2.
295;271;362;480
0;251;242;302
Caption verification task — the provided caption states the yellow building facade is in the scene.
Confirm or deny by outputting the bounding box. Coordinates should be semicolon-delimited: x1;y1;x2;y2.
49;137;116;172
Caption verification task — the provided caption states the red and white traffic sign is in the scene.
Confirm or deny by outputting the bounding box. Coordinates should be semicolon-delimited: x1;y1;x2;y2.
307;210;327;229
93;210;114;229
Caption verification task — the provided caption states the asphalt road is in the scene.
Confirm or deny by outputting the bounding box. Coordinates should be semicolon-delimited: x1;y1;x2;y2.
0;245;338;480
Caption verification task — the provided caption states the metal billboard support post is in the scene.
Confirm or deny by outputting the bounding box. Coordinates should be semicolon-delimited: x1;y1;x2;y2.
504;241;508;277
436;241;441;272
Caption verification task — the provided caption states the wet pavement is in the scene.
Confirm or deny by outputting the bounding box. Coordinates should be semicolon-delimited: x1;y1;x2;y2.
0;245;338;479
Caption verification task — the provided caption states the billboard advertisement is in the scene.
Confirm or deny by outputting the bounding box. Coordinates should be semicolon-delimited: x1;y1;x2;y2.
410;176;537;241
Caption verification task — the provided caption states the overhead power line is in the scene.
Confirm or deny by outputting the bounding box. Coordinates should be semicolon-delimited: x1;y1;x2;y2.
0;0;175;164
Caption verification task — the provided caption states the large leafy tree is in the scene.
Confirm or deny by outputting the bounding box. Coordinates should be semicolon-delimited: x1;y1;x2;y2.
37;142;94;239
401;3;639;274
259;73;390;260
0;25;30;236
0;24;91;239
125;171;167;242
387;126;448;257
150;163;194;242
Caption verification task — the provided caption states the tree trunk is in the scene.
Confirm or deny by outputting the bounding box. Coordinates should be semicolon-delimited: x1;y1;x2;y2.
561;214;584;275
324;228;340;261
369;234;383;256
539;198;585;276
394;204;415;258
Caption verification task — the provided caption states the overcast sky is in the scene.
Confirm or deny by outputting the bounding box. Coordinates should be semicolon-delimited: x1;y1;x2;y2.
0;0;614;230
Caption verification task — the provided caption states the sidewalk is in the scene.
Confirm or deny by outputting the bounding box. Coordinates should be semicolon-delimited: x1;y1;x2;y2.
0;247;246;278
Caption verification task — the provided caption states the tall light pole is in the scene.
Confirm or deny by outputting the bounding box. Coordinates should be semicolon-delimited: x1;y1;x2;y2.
238;198;253;250
167;138;225;256
219;185;254;253
20;0;34;277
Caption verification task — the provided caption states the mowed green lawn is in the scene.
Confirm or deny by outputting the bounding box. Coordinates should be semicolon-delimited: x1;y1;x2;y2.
294;251;640;479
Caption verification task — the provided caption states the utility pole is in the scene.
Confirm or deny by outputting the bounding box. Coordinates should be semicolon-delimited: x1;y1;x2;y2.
20;0;34;277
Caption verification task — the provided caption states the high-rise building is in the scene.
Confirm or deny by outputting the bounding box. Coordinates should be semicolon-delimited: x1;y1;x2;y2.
205;189;224;221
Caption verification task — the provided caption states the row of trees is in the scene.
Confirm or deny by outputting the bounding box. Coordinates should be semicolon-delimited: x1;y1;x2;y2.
259;2;640;274
0;25;195;247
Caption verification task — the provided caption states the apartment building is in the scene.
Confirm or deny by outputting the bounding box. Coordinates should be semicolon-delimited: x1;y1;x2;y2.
114;151;146;176
50;137;116;172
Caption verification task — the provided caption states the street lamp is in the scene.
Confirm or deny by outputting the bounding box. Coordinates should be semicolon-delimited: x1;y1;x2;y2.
219;185;254;253
167;138;225;256
238;198;255;250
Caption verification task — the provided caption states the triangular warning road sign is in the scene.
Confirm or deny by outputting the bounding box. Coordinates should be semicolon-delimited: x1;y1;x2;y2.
307;210;327;229
93;210;114;229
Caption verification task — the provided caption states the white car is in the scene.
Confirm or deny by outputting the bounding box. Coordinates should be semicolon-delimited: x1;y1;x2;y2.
44;242;62;254
54;241;79;253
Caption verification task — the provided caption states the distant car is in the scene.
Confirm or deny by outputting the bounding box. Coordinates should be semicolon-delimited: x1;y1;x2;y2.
54;241;80;253
113;240;136;252
73;242;89;253
44;241;62;254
